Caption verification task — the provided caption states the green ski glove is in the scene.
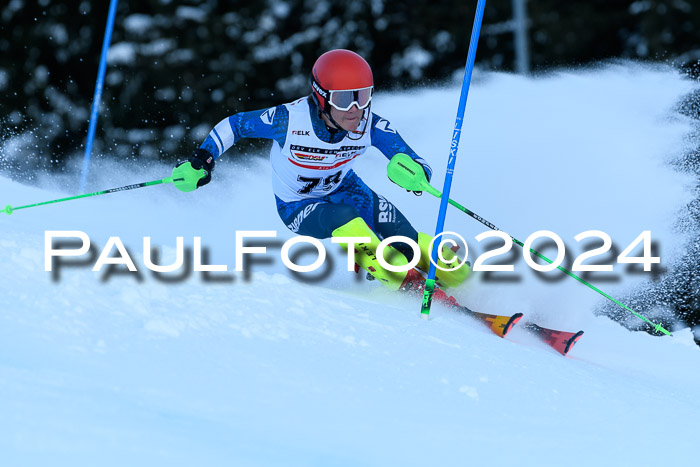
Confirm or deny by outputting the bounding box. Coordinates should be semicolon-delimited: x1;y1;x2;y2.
172;149;215;192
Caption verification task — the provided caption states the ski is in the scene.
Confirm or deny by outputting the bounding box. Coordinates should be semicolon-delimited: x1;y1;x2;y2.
458;306;523;338
410;282;581;352
401;269;581;353
524;322;584;356
400;269;524;338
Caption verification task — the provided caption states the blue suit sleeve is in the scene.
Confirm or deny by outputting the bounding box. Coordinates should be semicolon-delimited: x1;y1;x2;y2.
370;112;432;182
200;105;289;159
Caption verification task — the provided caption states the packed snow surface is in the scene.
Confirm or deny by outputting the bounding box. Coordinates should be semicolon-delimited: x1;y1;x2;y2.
1;63;699;466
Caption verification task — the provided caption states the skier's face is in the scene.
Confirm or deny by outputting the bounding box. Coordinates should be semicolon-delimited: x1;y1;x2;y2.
329;104;363;131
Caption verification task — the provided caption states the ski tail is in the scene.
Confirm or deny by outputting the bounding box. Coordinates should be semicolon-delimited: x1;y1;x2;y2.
460;308;523;338
524;322;584;356
399;268;523;338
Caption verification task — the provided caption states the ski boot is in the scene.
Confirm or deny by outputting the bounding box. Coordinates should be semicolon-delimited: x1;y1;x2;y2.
415;232;470;289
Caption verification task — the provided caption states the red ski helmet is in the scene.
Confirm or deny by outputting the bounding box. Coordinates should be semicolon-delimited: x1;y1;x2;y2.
311;49;374;114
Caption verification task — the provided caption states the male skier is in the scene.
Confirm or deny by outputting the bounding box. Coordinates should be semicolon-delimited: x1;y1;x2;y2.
173;49;469;297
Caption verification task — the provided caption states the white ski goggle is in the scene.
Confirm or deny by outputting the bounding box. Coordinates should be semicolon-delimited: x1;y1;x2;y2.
328;86;374;111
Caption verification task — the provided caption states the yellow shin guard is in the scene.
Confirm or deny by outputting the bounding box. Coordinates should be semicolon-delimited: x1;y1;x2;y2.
332;217;410;291
416;232;470;289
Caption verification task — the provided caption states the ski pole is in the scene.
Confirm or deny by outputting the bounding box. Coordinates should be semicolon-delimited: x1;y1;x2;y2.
2;176;182;216
387;154;672;336
422;0;487;318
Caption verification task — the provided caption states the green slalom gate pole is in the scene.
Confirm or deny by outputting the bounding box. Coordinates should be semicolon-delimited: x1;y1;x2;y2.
387;154;672;336
2;177;182;216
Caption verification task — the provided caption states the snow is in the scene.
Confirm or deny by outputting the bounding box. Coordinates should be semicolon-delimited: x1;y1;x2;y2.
175;6;208;23
124;14;155;36
107;42;137;65
1;63;699;466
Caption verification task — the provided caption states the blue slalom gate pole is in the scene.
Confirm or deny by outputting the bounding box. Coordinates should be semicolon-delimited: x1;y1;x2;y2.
421;0;487;317
79;0;119;192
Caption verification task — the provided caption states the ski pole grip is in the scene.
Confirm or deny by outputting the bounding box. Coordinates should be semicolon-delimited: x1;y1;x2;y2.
387;153;439;196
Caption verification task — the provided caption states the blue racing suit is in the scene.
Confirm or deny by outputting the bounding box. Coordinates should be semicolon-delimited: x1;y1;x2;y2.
198;96;430;258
